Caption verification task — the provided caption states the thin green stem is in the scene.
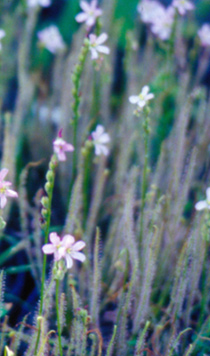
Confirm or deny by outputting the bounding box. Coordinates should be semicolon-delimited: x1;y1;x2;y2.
56;279;63;356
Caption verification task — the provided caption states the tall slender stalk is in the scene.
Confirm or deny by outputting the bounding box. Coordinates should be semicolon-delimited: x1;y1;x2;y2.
56;279;63;356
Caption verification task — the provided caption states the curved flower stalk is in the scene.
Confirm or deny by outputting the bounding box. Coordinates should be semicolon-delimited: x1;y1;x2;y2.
27;0;51;7
91;125;110;156
172;0;194;16
198;24;210;47
129;86;154;113
89;33;110;60
75;0;102;28
0;168;18;209
0;29;5;51
195;188;210;211
37;26;66;54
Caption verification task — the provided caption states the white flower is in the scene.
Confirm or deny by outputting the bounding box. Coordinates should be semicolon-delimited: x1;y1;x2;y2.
37;26;65;54
91;125;110;156
137;0;165;24
75;0;102;28
89;33;110;60
27;0;51;7
195;188;210;211
129;85;154;110
151;6;175;40
0;29;5;50
172;0;194;15
198;24;210;47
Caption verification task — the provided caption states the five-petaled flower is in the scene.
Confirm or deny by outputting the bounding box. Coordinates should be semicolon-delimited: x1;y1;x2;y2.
89;33;110;60
53;136;74;162
42;232;86;269
195;188;210;211
28;0;51;7
137;0;165;24
75;0;102;28
0;29;5;51
198;24;210;47
129;85;154;110
0;168;18;209
37;26;66;54
91;125;110;156
172;0;194;16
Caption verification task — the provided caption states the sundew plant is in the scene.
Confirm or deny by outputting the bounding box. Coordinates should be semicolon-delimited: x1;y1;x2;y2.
1;0;210;355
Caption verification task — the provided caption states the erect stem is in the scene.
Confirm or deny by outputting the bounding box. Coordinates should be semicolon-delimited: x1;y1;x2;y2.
56;279;63;356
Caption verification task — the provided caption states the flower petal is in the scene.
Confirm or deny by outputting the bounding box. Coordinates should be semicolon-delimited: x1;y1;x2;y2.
73;241;86;251
129;96;139;104
0;195;7;209
71;251;86;262
80;1;90;12
95;33;108;45
64;143;74;152
75;12;88;23
195;200;208;211
42;244;56;254
0;168;8;181
142;85;149;96
49;232;61;246
62;234;75;247
98;133;110;143
206;188;210;202
6;189;18;198
57;151;66;161
65;254;73;269
97;45;110;55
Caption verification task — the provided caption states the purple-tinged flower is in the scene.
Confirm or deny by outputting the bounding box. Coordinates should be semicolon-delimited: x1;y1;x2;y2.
0;29;5;50
137;0;165;24
129;85;154;110
75;0;102;28
195;188;210;211
37;26;65;54
53;136;74;162
91;125;110;156
150;6;175;40
198;24;210;47
172;0;194;15
28;0;51;7
60;235;86;269
42;232;64;260
89;33;110;60
0;169;18;209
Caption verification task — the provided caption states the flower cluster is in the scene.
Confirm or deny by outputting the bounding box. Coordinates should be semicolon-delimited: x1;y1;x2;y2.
129;85;154;112
75;0;102;28
42;232;86;269
91;125;110;156
138;0;194;41
0;169;18;209
37;26;66;54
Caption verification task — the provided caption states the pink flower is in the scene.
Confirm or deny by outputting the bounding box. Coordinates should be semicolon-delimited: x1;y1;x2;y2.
150;6;175;40
91;125;110;156
172;0;194;16
60;235;86;269
89;33;110;60
37;26;65;54
53;137;74;161
129;85;154;109
137;0;165;24
0;169;18;209
198;24;210;47
75;0;102;28
42;232;64;260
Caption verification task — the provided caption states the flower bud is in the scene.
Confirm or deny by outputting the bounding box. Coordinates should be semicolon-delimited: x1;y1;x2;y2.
41;196;49;208
46;170;54;183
